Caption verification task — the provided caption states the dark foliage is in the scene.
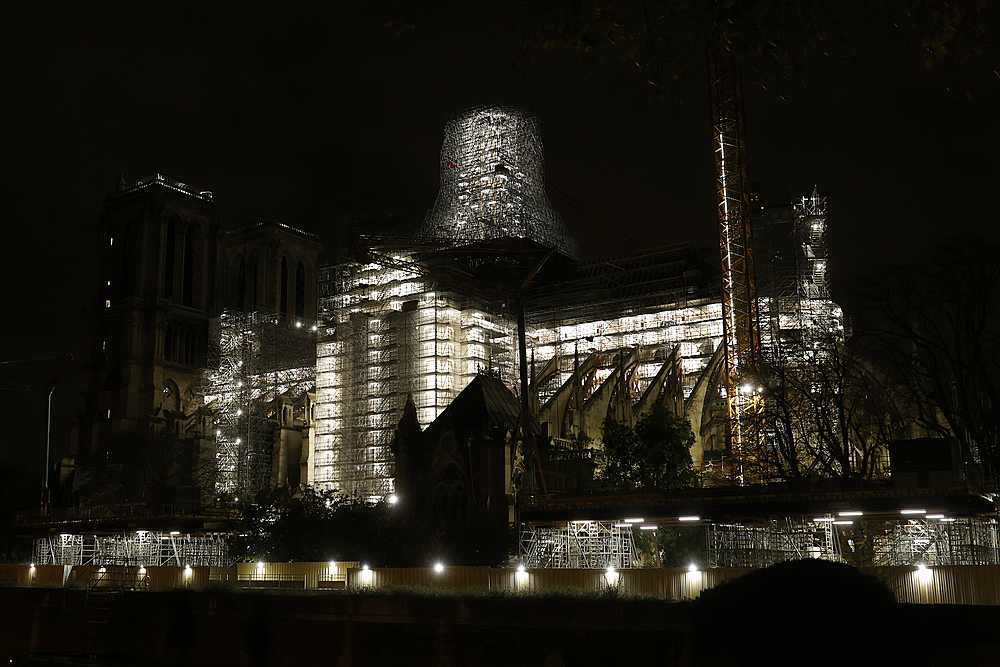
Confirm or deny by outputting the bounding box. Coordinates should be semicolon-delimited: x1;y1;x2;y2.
230;486;514;566
693;559;904;666
599;407;697;491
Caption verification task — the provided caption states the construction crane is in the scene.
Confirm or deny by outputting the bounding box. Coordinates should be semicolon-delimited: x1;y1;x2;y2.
0;354;74;513
707;52;763;484
351;236;554;494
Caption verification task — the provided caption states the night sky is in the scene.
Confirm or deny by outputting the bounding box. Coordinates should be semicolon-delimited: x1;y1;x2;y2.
2;3;997;472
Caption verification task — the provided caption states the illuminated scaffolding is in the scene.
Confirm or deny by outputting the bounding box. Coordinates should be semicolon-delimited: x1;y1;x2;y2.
203;310;316;499
519;521;638;569
757;187;841;360
871;518;1000;566
312;259;518;499
707;516;840;568
312;242;731;498
32;531;235;567
528;244;724;413
420;105;579;260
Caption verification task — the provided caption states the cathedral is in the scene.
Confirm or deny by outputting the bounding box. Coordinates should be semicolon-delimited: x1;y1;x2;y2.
70;106;838;510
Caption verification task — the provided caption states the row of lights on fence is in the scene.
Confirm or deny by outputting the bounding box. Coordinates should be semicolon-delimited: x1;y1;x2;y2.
812;510;956;525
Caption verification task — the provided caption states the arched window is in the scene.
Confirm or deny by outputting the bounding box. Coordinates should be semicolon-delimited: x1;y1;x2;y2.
163;379;180;412
182;226;195;306
295;261;306;319
280;257;289;317
164;219;176;298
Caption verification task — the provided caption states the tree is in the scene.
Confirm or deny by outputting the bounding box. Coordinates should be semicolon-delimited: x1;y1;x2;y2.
384;0;994;99
632;524;708;568
755;324;902;481
599;407;697;490
853;236;1000;484
230;486;514;566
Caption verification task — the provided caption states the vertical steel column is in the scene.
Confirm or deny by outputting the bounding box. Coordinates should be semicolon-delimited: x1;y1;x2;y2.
708;52;763;483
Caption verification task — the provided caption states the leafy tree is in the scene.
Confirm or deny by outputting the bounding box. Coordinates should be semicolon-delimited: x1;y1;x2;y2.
599;407;697;490
230;486;514;566
853;236;1000;484
632;524;707;568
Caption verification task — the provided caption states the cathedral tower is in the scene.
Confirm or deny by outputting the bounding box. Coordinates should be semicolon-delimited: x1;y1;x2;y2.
72;175;220;468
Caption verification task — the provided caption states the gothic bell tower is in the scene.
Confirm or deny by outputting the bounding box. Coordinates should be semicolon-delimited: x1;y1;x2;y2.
71;174;221;468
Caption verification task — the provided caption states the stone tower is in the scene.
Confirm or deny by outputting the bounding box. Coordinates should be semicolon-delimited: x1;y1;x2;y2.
71;174;220;468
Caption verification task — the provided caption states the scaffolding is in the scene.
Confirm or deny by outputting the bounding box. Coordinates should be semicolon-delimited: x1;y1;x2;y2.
519;521;638;569
203;309;316;499
420;105;579;261
32;531;235;567
528;245;724;408
871;518;1000;566
312;259;518;499
757;188;840;361
707;516;840;568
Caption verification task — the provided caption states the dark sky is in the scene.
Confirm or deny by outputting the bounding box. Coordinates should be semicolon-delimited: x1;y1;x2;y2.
2;2;998;472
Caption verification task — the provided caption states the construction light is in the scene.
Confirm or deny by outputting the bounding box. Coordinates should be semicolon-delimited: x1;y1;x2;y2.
640;525;656;530
257;561;265;570
838;511;863;517
29;563;35;569
917;563;933;582
941;518;957;522
812;517;834;522
688;564;698;573
606;565;616;576
387;494;398;505
926;514;945;519
901;510;926;515
434;563;444;573
516;564;525;573
833;520;853;525
170;531;180;536
362;564;369;571
678;516;700;522
139;567;146;575
624;518;644;523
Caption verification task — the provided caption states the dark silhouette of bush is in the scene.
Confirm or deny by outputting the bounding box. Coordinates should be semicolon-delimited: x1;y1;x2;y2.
692;559;904;666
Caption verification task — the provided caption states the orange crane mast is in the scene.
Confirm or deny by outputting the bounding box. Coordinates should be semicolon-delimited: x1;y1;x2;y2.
707;52;764;484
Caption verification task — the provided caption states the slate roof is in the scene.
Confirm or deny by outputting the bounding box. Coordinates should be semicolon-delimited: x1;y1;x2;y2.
429;373;543;436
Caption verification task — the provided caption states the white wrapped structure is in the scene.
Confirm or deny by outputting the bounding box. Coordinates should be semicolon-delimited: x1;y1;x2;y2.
420;105;578;260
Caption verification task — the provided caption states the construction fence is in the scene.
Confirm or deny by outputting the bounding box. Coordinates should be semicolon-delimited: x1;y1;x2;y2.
2;562;998;604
